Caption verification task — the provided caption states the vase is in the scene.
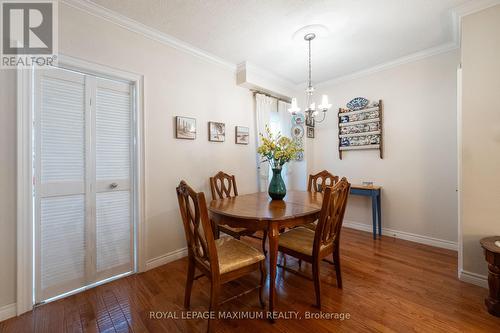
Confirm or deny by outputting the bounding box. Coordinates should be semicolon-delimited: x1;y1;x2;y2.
268;168;286;200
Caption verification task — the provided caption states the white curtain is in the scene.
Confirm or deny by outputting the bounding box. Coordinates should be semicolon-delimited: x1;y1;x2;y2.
255;93;275;191
276;100;292;188
255;93;292;191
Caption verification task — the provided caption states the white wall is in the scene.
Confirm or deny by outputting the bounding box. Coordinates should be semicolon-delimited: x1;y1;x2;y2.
461;5;500;277
0;3;260;308
306;50;459;245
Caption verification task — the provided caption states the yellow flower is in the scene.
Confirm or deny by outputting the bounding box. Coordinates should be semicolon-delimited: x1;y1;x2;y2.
257;125;303;168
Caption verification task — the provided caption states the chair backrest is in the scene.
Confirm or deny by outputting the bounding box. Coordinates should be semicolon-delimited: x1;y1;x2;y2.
308;170;339;193
313;177;351;254
209;171;238;200
176;180;219;273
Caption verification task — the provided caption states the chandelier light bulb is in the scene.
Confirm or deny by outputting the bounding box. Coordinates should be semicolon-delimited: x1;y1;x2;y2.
288;97;301;114
318;94;332;111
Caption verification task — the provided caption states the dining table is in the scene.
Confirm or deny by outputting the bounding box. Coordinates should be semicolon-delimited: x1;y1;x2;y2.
208;190;323;317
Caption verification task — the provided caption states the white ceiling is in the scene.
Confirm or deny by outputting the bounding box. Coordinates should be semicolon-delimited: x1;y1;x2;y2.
88;0;471;84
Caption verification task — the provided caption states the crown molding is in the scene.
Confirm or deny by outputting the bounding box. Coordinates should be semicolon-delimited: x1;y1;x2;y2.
313;42;459;88
301;0;500;88
60;0;237;72
61;0;500;90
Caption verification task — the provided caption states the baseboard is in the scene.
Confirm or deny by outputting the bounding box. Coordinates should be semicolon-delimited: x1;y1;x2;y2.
459;270;488;289
146;247;188;270
343;220;458;251
0;303;16;322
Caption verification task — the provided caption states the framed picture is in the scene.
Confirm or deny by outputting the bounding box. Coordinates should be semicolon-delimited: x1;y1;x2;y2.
209;121;225;142
307;126;315;138
305;116;315;127
235;126;249;144
176;116;196;139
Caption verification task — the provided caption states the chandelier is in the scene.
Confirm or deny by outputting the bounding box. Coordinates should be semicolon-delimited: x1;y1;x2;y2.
288;32;331;124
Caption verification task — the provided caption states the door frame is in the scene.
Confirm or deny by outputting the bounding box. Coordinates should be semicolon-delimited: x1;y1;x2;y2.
17;54;145;315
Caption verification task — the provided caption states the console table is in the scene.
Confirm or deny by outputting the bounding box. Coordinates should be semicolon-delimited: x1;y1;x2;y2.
480;236;500;317
350;185;382;239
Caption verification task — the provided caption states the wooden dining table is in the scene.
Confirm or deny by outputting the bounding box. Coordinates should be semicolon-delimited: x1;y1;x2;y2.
208;190;323;316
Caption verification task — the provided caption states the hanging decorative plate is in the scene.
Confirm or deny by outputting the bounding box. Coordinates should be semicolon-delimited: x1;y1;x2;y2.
346;97;369;111
292;125;304;138
295;151;304;161
292;113;305;125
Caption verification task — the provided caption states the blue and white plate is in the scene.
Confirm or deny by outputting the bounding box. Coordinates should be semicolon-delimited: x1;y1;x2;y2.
292;113;305;125
347;97;369;111
292;125;304;138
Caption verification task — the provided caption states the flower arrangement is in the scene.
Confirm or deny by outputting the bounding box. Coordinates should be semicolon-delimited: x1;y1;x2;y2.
257;125;302;169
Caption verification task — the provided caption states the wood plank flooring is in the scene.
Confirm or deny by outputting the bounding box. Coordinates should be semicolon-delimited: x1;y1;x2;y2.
2;228;499;332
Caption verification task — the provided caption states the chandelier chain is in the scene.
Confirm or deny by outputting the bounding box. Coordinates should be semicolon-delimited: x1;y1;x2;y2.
308;38;312;89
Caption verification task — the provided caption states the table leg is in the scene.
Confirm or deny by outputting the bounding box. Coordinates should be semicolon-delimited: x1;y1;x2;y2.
377;193;382;237
268;223;279;322
371;194;377;239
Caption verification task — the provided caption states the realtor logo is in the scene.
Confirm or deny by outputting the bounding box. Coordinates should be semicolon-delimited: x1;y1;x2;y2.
1;0;58;67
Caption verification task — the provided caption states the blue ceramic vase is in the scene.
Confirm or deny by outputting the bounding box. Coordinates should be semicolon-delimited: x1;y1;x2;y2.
268;168;286;200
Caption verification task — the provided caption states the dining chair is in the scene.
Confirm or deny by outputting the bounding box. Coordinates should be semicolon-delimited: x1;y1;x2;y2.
303;170;339;231
209;171;267;254
177;180;266;333
278;177;350;309
308;169;339;193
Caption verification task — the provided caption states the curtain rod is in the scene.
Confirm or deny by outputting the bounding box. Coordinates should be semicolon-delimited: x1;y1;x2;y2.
251;90;291;104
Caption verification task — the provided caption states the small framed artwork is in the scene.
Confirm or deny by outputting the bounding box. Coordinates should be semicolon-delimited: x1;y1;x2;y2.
307;126;315;138
176;116;196;140
306;116;315;128
209;121;225;142
235;126;249;144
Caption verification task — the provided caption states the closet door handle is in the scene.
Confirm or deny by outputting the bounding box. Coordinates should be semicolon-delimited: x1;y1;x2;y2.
110;182;118;189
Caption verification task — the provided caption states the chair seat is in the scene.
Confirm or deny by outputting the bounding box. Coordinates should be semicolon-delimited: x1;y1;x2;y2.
219;224;248;234
215;238;265;274
302;220;318;231
279;227;326;256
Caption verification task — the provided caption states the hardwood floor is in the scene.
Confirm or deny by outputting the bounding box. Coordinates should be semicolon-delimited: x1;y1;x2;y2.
2;228;499;332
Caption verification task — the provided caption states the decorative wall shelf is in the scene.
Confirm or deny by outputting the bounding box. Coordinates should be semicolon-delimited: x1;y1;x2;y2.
338;99;383;159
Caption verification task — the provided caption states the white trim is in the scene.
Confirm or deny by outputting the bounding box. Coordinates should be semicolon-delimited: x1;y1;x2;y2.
314;43;459;88
343;220;458;251
60;0;235;72
457;66;463;278
459;270;488;289
17;67;34;316
146;247;188;271
0;303;17;322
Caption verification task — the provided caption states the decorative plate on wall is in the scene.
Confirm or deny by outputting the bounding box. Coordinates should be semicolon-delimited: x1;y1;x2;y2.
292;113;305;125
346;97;369;110
292;124;304;138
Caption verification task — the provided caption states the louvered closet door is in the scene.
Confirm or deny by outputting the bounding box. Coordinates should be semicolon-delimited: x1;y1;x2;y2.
35;68;134;303
35;68;87;301
93;78;133;281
